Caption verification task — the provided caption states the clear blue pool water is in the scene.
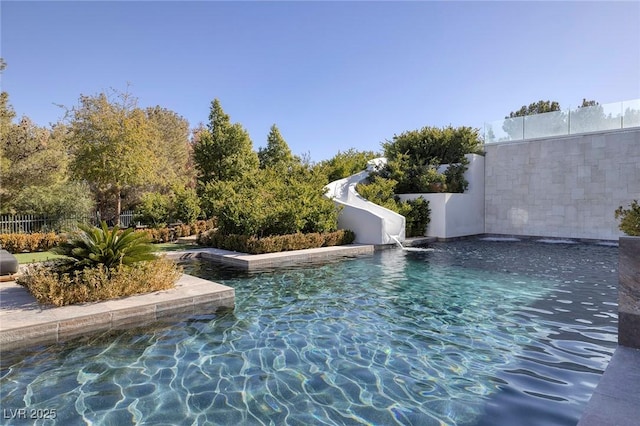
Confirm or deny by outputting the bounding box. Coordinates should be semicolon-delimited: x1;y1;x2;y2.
0;240;618;425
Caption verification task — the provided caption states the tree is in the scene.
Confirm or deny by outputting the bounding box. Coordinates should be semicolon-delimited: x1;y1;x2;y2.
258;124;294;170
192;99;258;185
502;100;564;140
506;100;561;118
0;111;78;213
66;90;161;225
569;98;617;133
145;106;194;188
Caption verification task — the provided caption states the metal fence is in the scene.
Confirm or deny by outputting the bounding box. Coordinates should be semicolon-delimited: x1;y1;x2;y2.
0;211;134;234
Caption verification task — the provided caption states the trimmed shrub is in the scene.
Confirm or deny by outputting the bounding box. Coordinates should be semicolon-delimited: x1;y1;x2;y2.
0;232;62;253
17;257;181;306
615;200;640;236
197;229;355;254
134;219;216;243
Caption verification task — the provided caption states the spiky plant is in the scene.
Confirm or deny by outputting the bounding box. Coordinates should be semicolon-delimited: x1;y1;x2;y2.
53;221;156;271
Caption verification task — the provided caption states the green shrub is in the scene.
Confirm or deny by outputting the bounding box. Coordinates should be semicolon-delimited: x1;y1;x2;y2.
133;219;216;244
53;221;156;272
173;186;201;224
356;177;431;237
200;166;339;237
17;257;181;306
134;192;172;228
315;149;379;182
197;229;355;254
615;200;640;236
382;125;482;193
398;197;431;237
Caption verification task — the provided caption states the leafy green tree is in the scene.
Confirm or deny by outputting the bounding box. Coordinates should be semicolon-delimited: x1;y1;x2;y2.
0;101;80;214
192;99;258;185
11;182;94;221
54;221;156;272
502;100;564;140
506;100;561;118
145;106;194;187
172;186;201;224
258;124;294;170
66;90;161;224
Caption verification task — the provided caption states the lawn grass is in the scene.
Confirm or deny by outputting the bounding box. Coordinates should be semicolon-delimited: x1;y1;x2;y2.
13;242;199;264
13;251;67;264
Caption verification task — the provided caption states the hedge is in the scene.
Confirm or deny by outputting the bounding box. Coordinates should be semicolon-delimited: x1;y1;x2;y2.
197;229;355;254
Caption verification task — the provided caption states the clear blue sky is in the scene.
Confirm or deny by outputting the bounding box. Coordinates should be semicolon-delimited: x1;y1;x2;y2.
2;1;639;161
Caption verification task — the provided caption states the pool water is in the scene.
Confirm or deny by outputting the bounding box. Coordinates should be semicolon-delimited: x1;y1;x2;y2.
0;240;618;425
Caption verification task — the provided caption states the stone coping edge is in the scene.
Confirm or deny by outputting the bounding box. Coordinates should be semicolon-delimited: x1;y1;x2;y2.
163;244;375;270
0;274;234;352
577;346;640;425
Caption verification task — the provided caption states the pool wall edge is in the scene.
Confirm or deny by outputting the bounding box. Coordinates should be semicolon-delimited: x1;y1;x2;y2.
619;236;640;349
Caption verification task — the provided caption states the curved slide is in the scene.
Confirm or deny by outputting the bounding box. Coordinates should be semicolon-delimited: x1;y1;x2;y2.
325;158;406;245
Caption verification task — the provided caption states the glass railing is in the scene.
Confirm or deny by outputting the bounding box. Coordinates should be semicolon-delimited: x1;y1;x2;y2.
484;99;640;144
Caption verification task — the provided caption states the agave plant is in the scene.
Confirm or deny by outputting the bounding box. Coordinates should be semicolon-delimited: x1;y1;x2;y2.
54;221;156;271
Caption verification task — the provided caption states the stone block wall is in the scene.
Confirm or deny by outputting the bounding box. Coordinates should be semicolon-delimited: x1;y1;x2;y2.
484;128;640;240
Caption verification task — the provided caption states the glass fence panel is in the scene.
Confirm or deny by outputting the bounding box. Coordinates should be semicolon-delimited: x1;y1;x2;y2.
484;117;523;143
524;110;568;139
622;99;640;128
569;102;621;134
484;99;639;144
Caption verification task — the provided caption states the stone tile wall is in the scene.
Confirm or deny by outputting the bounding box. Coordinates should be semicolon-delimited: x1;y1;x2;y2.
484;128;640;240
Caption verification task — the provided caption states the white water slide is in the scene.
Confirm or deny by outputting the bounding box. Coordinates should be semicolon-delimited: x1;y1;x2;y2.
325;158;406;245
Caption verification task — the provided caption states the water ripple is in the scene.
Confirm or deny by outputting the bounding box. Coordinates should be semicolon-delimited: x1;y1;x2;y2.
0;240;618;426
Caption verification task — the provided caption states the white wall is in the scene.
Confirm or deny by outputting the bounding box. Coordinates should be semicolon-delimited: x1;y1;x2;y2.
398;154;485;239
484;128;640;240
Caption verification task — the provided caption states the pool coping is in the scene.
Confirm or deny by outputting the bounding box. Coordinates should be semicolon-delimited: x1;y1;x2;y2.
162;243;375;269
577;345;640;426
0;274;235;351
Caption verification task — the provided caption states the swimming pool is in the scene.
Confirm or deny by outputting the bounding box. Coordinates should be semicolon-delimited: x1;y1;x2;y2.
0;240;618;425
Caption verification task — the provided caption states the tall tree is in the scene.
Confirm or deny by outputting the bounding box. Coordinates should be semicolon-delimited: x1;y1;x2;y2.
502;100;564;140
66;90;160;224
0;111;74;213
258;124;294;170
506;100;561;118
145;106;194;187
192;99;258;185
569;98;610;133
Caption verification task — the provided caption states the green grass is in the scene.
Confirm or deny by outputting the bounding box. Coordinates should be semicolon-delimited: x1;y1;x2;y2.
14;251;67;264
13;242;199;264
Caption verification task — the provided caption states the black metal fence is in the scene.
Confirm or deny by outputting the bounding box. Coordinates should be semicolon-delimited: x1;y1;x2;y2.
0;211;134;234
